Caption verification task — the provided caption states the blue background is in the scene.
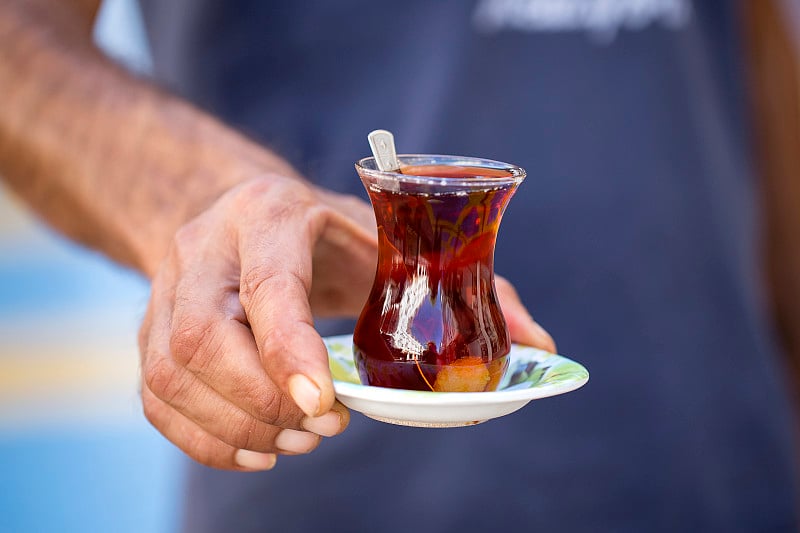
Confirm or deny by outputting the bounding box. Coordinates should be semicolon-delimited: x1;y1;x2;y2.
0;2;180;531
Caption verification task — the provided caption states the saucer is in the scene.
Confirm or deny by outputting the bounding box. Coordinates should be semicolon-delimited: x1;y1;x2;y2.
324;335;589;428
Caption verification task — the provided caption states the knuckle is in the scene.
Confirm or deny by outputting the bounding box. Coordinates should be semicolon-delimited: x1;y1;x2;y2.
259;320;290;353
265;178;315;206
248;385;297;426
232;177;316;217
239;266;281;311
240;267;308;311
227;414;264;450
143;356;186;404
255;324;300;377
228;177;276;205
171;220;204;267
169;317;220;371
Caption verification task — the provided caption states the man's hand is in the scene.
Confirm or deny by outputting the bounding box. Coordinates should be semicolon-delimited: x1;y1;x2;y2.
137;176;555;471
0;0;555;472
138;176;376;470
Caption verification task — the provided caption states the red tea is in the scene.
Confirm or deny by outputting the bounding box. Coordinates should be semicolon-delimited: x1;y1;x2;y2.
353;164;519;392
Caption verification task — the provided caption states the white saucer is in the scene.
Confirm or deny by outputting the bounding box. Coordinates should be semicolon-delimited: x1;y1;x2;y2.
325;335;589;428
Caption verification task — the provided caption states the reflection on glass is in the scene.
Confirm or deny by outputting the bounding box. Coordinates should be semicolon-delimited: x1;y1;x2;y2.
353;156;524;392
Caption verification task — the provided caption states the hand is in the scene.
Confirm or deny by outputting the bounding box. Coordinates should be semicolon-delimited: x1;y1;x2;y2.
138;175;376;471
138;175;554;472
495;275;557;353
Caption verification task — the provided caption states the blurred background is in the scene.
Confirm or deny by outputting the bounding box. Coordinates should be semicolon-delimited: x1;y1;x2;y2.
2;1;799;532
0;1;182;531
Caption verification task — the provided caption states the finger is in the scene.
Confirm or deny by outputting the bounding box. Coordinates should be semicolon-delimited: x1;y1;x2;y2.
495;275;557;352
170;308;349;438
168;258;310;428
311;193;378;315
238;200;335;418
144;351;324;454
144;252;330;452
141;384;278;471
144;275;304;453
166;230;350;437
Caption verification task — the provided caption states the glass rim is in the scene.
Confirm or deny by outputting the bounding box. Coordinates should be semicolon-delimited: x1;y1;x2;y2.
355;154;526;188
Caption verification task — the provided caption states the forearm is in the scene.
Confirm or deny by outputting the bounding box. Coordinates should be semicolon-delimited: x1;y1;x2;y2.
0;0;299;277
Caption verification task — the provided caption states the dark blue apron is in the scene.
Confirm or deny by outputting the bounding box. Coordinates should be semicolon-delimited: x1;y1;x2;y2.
138;1;799;530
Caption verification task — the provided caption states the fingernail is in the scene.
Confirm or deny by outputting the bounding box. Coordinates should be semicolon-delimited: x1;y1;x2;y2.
275;429;320;454
302;411;343;437
288;374;321;417
235;449;277;470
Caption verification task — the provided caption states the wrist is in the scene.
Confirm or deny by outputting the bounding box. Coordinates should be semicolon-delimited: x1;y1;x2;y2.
131;160;275;278
124;103;303;278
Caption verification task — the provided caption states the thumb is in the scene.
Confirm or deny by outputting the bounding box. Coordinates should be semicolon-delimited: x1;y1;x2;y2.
495;275;557;353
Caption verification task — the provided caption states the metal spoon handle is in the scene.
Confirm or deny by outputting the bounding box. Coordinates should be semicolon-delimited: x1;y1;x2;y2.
368;129;401;172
